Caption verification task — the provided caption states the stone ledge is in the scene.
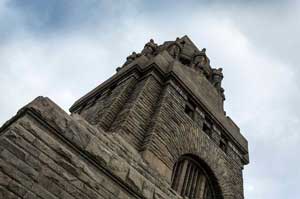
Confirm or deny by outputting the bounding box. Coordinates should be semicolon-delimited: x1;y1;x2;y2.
67;57;249;158
0;96;182;199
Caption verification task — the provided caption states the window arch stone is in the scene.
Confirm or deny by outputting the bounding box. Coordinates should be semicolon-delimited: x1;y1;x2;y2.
171;154;223;199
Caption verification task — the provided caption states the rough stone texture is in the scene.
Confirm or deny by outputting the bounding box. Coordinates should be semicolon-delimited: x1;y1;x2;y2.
0;97;177;199
1;36;249;199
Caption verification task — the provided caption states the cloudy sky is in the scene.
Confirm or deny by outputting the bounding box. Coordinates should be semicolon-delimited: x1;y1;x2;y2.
0;0;299;198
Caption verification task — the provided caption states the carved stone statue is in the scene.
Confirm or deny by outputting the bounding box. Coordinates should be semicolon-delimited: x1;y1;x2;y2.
142;39;158;57
220;87;225;101
211;68;223;87
124;51;140;66
165;37;181;59
211;68;224;92
192;49;212;79
193;55;207;67
116;67;121;72
168;43;181;59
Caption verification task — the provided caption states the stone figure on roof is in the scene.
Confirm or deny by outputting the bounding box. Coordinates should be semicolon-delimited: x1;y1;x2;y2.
211;68;225;100
142;39;158;57
192;48;212;79
124;51;140;65
166;37;182;59
211;68;223;89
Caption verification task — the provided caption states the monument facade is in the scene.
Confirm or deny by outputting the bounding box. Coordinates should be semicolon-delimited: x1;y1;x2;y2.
0;36;249;199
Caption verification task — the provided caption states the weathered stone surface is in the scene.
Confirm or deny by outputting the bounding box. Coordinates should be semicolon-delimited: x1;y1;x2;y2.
142;179;155;199
108;155;130;181
127;167;144;192
85;138;112;166
0;36;249;199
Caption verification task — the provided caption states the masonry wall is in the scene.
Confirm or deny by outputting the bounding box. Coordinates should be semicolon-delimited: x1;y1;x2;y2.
79;74;138;131
111;74;163;150
1;116;130;199
0;81;246;199
0;36;249;199
77;71;165;152
141;80;245;199
0;97;186;199
67;70;246;199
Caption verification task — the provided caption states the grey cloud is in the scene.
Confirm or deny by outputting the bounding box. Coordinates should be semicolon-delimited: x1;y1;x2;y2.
0;1;299;199
0;0;142;42
225;1;300;69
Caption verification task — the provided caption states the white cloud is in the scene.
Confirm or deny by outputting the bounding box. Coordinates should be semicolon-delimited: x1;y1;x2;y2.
0;1;299;199
0;34;115;123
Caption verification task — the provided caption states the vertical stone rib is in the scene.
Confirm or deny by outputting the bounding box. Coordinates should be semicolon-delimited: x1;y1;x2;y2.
186;164;196;197
176;160;188;194
199;175;207;198
109;75;164;150
172;160;184;190
99;76;138;131
181;161;192;196
191;169;201;198
140;83;167;152
188;166;198;198
171;162;178;186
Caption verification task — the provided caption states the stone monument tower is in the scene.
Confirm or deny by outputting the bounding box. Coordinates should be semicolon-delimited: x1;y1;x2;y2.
0;36;249;199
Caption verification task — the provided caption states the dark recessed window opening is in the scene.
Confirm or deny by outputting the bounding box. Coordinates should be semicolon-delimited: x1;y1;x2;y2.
185;105;194;119
106;84;117;96
179;57;191;65
185;98;196;120
171;156;214;199
220;134;228;153
202;123;212;137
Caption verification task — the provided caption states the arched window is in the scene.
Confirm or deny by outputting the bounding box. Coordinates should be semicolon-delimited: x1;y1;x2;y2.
171;155;215;199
